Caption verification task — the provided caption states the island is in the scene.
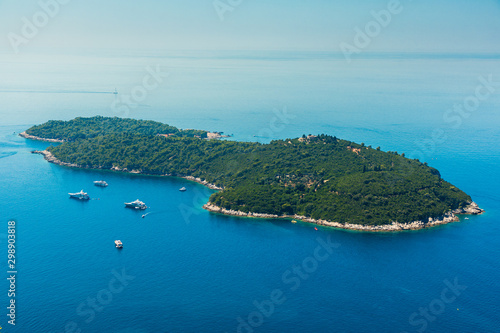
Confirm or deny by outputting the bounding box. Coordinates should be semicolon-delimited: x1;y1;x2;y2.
23;116;484;231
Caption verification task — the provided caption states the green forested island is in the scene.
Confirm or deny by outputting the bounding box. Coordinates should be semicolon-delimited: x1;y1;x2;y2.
26;116;208;141
25;116;478;228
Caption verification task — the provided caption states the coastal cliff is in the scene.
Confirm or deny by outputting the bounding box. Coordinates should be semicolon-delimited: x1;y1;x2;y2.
203;203;483;232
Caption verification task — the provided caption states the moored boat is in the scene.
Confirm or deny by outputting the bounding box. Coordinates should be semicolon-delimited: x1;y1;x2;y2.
69;190;90;200
94;180;108;187
115;240;123;248
179;187;187;192
124;199;147;210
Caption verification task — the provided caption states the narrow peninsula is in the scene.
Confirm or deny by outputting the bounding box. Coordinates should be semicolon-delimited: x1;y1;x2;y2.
24;116;484;231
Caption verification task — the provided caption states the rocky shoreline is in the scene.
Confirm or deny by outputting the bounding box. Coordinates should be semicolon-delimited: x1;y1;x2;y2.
19;131;65;143
29;148;485;233
32;150;79;167
31;150;223;190
203;202;484;232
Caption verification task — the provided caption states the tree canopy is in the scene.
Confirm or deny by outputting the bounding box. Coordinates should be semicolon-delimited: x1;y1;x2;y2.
26;116;207;141
28;117;472;226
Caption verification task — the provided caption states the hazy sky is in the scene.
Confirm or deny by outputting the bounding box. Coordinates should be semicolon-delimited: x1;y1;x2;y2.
0;0;499;53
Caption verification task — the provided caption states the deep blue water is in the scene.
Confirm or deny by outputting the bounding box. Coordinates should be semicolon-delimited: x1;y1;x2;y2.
0;51;499;332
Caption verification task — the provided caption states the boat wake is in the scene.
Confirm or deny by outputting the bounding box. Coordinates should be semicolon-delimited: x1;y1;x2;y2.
0;151;17;159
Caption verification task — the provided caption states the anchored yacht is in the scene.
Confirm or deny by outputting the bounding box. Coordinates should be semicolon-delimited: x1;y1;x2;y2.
93;180;108;187
124;199;147;210
69;190;90;200
115;240;123;248
179;187;187;192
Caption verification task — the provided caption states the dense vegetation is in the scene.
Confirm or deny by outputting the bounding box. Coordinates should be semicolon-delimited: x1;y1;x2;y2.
26;116;207;141
29;117;472;226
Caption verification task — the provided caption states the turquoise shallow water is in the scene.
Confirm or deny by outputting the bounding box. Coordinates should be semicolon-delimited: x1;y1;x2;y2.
0;51;499;332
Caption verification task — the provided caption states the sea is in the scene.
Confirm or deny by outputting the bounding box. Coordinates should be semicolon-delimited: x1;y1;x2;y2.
0;50;499;332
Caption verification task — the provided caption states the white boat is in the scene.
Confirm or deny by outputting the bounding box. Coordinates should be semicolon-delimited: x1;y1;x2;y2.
69;190;90;200
124;199;147;210
93;180;108;187
179;187;187;192
115;240;123;248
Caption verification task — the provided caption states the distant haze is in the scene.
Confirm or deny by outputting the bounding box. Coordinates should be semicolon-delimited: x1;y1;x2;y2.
1;0;500;53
